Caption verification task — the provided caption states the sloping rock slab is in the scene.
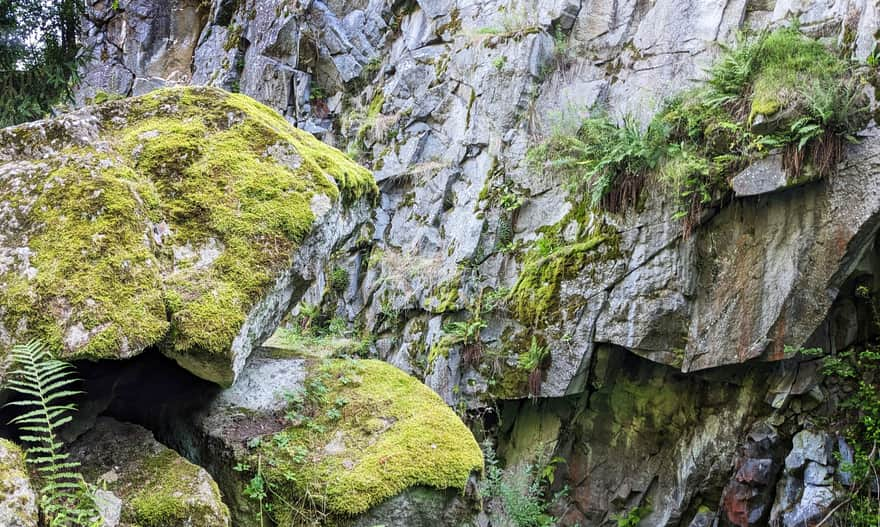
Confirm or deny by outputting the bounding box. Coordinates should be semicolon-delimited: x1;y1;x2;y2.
0;86;376;386
687;136;880;370
70;417;230;527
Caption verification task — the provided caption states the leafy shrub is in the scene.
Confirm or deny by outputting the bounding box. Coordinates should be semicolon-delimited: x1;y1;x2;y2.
813;343;880;526
329;266;349;294
479;441;564;527
5;340;100;526
528;26;869;233
527;114;668;213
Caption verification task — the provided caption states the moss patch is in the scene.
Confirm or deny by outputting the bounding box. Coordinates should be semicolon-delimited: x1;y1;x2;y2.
125;450;229;527
0;87;377;384
253;359;483;521
508;216;621;326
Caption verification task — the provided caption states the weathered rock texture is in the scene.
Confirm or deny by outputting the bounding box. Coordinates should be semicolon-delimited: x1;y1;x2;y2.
52;0;880;524
0;86;376;386
69;417;231;527
0;438;39;527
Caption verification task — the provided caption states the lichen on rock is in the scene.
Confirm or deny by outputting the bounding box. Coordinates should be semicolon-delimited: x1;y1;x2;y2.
0;86;377;386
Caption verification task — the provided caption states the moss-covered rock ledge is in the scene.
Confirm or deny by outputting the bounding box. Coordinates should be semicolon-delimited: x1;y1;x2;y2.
162;356;483;526
0;87;376;386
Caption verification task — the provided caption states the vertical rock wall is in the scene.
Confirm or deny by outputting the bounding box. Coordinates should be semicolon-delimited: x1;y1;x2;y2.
72;0;880;524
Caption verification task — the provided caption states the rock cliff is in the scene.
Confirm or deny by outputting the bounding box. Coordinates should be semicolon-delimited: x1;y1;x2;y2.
2;0;880;525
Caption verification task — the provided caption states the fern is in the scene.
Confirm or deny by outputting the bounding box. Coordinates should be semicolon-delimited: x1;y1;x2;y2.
5;339;99;526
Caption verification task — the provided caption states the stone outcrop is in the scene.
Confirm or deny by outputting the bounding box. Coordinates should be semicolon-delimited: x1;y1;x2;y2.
83;353;483;527
0;438;39;527
10;0;879;525
69;417;231;527
0;86;376;386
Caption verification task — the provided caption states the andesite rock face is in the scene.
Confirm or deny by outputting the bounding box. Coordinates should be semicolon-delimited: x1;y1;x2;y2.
0;0;877;525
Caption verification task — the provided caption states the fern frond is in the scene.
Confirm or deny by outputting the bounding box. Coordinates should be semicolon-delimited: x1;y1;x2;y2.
5;339;99;526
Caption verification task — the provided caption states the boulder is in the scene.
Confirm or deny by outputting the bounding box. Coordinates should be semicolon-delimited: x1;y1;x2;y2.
153;356;483;526
0;86;376;386
730;153;787;197
0;438;38;527
69;417;231;527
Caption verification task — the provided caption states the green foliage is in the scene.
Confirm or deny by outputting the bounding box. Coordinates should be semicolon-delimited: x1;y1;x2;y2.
0;0;85;126
527;26;869;230
527;114;667;213
478;441;564;527
5;340;99;526
612;505;649;527
517;336;549;372
429;314;488;365
815;344;880;525
329;266;349;294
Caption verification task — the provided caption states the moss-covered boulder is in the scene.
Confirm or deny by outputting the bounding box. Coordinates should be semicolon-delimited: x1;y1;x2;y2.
159;356;483;526
0;438;38;527
0;87;376;386
70;417;231;527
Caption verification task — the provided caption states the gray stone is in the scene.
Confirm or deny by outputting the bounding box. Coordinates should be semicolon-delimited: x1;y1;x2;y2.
731;154;788;197
94;490;123;527
782;485;835;527
804;462;833;486
687;509;715;527
0;439;38;527
345;487;473;527
785;430;831;472
70;418;231;527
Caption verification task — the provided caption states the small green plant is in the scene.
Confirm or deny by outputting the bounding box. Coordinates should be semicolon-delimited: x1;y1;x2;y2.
518;336;550;396
611;505;649;527
239;454;267;527
479;441;565;527
329;266;349;294
429;316;488;366
493;55;507;70
5;340;100;526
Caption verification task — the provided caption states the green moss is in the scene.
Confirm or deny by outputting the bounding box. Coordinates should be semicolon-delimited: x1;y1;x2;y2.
0;86;377;384
223;22;243;52
0;439;28;495
256;359;483;520
428;276;461;314
261;327;358;358
0;156;169;359
92;90;125;105
508;223;621;326
748;27;845;120
124;449;229;527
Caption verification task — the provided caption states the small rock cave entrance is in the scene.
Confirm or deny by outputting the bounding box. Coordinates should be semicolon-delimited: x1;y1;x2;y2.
0;349;221;456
